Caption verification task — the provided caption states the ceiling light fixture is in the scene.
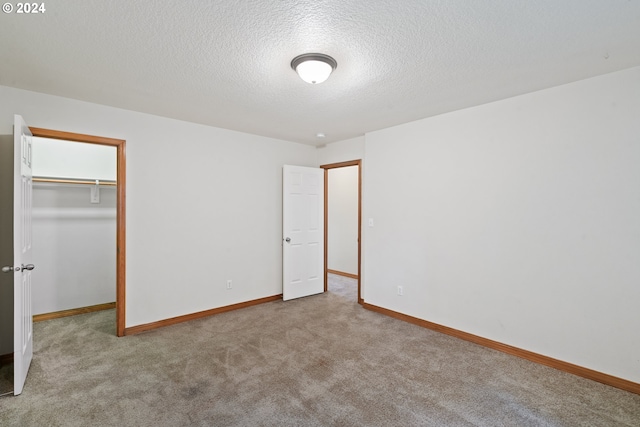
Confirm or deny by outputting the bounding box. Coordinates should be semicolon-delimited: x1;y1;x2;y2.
291;53;337;84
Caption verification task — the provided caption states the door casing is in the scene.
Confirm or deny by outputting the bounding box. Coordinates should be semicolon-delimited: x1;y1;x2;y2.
29;127;126;337
320;160;362;304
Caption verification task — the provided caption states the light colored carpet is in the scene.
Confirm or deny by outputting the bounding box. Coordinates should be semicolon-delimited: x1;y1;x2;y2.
1;274;639;426
0;361;12;396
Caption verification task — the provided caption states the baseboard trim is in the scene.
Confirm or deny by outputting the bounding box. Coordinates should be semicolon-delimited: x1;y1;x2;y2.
33;302;117;322
327;269;359;280
362;302;640;395
0;352;13;366
124;294;283;336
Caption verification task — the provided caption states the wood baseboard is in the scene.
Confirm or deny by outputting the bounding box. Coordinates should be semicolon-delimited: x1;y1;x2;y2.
327;269;359;280
0;352;13;366
124;294;283;336
362;302;640;395
33;302;116;322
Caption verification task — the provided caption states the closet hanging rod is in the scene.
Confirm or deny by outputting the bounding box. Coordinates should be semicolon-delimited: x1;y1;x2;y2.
33;177;117;186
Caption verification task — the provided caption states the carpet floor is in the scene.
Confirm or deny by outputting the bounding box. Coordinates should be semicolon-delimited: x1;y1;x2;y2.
1;274;639;426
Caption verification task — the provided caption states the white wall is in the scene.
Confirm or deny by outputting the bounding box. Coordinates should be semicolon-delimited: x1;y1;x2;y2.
0;86;317;328
363;66;640;383
317;136;364;166
327;166;359;275
33;137;117;181
32;184;117;315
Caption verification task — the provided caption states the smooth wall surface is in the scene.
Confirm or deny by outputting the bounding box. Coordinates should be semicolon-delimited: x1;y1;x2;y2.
363;66;640;383
327;166;358;275
317;136;364;166
32;184;117;315
33;137;117;181
0;85;317;327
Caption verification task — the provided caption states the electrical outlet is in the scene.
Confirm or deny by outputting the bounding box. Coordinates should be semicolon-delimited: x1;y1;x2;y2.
226;280;232;290
397;286;403;296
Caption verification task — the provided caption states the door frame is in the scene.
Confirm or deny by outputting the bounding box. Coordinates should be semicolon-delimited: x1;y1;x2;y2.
29;127;126;337
320;160;362;304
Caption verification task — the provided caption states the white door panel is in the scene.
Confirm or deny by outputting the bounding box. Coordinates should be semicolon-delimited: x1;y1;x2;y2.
283;165;324;301
12;115;34;395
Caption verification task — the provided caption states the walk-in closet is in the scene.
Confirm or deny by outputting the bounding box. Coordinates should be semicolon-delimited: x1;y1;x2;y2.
31;137;116;316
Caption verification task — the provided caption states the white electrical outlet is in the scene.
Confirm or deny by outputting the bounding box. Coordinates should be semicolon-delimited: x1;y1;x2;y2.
397;286;403;296
226;280;232;290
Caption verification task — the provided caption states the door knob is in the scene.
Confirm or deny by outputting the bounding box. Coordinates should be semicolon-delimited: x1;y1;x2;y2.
2;264;35;273
284;237;291;243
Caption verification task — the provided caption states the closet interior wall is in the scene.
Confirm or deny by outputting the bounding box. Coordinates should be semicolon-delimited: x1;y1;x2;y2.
32;138;117;315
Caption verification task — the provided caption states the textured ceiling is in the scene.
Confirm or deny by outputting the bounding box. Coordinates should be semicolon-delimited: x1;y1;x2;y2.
1;0;639;146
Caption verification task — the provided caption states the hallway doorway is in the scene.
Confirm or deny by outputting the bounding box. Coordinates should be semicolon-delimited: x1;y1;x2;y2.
321;160;362;303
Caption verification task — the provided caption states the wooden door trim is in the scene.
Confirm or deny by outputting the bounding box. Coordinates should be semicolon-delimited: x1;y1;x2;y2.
29;127;126;337
320;160;362;304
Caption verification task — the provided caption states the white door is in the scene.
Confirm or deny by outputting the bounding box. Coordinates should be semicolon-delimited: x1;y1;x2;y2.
282;165;324;301
11;115;34;395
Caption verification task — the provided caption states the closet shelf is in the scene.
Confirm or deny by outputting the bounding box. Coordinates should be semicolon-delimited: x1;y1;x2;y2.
33;177;117;187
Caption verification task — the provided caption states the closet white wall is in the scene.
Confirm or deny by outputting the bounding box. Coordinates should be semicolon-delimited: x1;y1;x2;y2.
32;137;116;315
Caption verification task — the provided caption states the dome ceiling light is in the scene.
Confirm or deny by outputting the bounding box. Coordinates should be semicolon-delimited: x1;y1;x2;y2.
291;53;337;84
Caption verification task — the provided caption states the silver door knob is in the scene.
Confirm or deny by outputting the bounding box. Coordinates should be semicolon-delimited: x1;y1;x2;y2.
2;264;34;273
285;237;291;243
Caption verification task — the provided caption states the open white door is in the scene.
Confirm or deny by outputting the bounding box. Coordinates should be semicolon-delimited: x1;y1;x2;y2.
10;115;34;395
283;165;324;301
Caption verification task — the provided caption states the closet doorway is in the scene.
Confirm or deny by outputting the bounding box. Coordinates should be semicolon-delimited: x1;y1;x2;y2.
321;160;362;304
30;127;126;337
